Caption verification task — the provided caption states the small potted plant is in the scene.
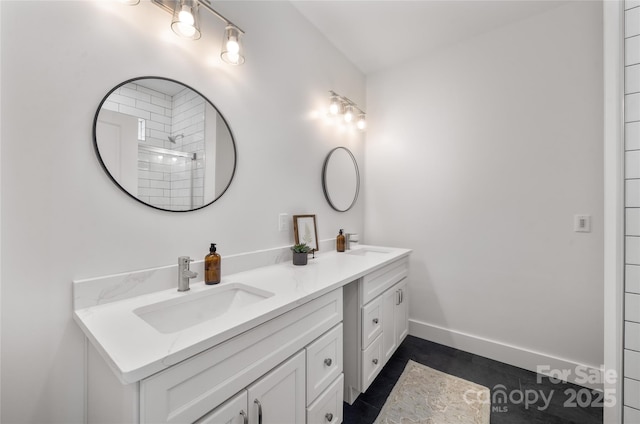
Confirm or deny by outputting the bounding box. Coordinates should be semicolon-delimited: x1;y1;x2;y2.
291;243;312;266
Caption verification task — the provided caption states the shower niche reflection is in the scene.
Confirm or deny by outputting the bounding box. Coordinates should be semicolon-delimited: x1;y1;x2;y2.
93;77;237;212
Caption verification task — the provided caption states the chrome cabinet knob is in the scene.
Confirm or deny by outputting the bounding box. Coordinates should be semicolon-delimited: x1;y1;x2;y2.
372;358;379;365
325;413;334;422
373;318;379;324
324;358;332;366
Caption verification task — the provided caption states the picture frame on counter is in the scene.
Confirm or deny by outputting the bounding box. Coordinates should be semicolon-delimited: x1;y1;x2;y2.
293;214;319;251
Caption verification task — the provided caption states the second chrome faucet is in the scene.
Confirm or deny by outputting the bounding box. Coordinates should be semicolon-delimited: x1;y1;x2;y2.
178;256;198;292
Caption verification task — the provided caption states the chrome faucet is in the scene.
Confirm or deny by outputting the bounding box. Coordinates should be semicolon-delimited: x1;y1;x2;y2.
178;256;198;292
345;233;359;250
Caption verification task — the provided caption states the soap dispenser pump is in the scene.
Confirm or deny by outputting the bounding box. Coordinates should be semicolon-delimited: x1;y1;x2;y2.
337;229;346;252
205;243;221;285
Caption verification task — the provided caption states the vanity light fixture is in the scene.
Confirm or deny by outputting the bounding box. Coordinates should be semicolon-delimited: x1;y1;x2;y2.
220;25;244;65
144;0;245;65
171;0;201;39
343;105;354;123
328;91;366;131
329;94;341;115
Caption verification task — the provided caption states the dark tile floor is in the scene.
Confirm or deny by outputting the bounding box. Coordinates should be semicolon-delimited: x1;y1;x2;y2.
343;336;603;424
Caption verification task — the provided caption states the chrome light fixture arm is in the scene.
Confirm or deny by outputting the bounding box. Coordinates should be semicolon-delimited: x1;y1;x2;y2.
150;0;246;64
196;0;244;34
328;90;367;130
151;0;242;31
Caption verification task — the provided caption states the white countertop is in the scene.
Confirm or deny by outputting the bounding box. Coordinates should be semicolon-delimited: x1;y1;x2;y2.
73;245;411;384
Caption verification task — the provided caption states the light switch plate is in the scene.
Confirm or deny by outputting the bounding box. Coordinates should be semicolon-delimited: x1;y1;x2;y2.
574;215;591;233
279;213;289;232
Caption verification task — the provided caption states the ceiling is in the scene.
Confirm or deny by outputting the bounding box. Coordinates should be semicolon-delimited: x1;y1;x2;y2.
290;0;569;75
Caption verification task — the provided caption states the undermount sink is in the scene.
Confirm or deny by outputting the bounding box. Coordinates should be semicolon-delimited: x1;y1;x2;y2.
346;248;391;256
134;283;274;334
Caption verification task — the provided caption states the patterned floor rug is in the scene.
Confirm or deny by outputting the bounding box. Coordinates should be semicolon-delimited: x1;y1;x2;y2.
374;360;491;424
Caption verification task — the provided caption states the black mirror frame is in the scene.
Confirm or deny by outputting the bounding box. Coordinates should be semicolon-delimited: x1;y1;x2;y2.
322;146;360;212
92;76;237;212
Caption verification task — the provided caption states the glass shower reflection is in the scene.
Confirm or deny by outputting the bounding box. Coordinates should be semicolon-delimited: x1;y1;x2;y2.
137;145;202;211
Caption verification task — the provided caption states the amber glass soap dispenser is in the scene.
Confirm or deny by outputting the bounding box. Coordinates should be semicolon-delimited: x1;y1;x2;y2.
205;243;221;285
337;229;346;252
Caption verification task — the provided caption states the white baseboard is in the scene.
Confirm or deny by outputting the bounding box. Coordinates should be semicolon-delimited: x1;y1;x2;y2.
409;319;604;391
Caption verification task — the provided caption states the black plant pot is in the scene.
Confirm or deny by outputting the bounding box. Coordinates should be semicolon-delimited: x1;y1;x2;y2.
292;252;308;266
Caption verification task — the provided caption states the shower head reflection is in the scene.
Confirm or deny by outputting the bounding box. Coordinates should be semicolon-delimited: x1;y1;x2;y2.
168;134;184;143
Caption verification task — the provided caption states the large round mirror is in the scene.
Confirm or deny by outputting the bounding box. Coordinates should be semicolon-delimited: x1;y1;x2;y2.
322;147;360;212
93;77;237;212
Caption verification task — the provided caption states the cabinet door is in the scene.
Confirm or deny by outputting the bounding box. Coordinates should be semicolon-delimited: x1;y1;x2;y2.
195;391;248;424
382;287;398;363
395;279;409;344
248;350;306;424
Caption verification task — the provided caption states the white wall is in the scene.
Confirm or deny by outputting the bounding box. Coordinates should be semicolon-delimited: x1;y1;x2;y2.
365;1;604;380
0;1;364;422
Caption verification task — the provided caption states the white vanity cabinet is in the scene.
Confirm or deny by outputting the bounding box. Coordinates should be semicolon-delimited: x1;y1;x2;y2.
87;288;343;424
140;289;343;424
197;350;306;424
343;257;409;404
76;245;412;424
197;323;344;424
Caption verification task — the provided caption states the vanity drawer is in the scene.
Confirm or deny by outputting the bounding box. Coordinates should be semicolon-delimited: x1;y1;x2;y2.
140;289;343;424
361;334;383;392
307;374;344;424
306;323;343;404
362;257;408;305
361;297;383;349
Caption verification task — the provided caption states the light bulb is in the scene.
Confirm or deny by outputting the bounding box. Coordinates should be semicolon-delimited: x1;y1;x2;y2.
175;7;195;37
329;101;340;115
178;6;194;26
225;39;240;64
226;38;240;54
221;25;245;65
171;1;200;39
356;114;366;130
344;106;354;123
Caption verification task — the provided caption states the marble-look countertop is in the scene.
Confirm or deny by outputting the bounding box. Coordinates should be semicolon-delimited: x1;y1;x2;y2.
73;245;411;384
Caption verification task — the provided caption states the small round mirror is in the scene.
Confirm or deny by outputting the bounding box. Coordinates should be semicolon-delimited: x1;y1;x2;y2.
322;147;360;212
93;77;237;212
